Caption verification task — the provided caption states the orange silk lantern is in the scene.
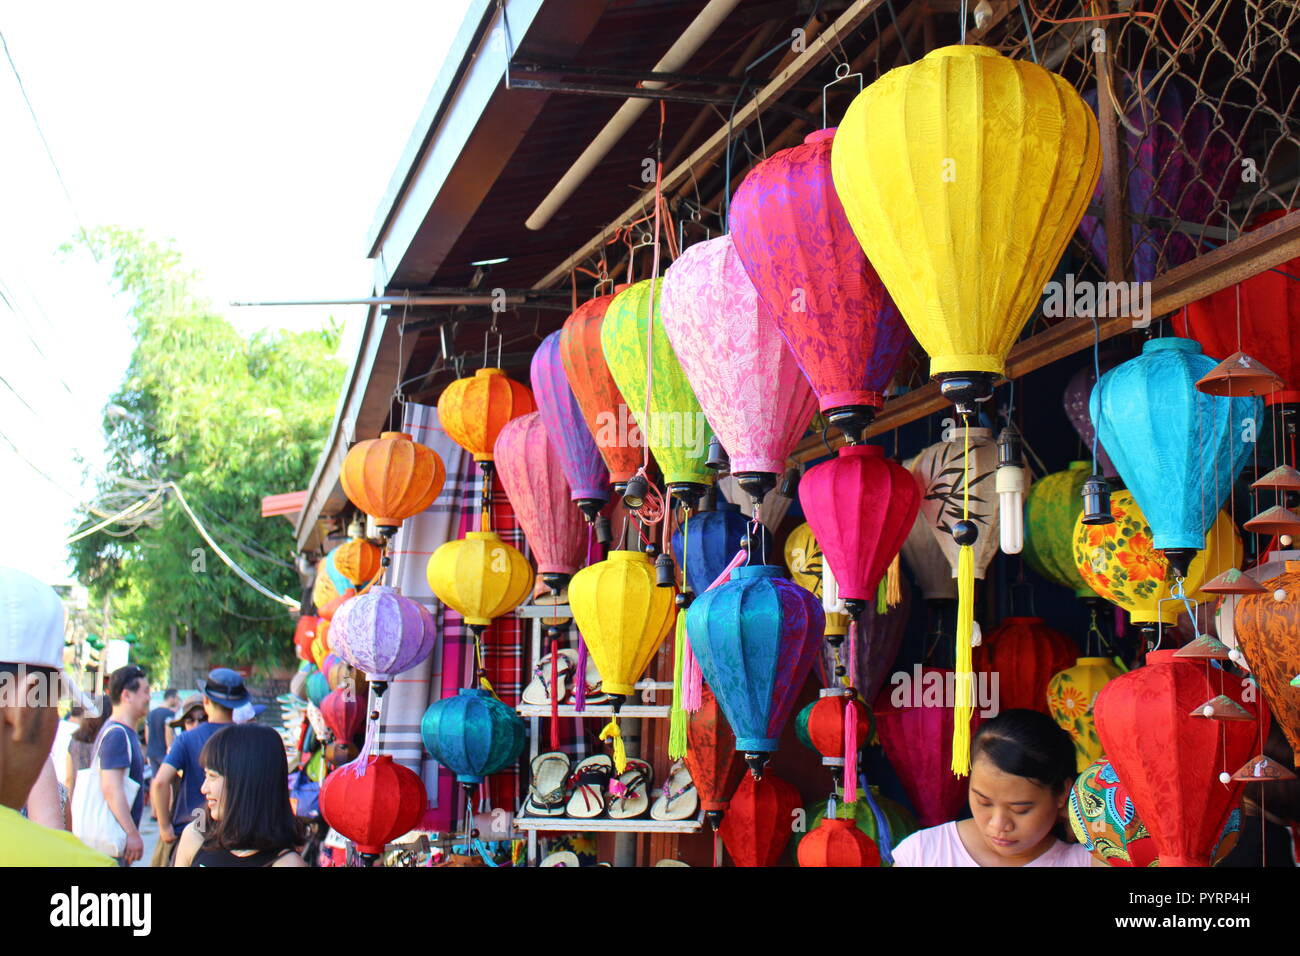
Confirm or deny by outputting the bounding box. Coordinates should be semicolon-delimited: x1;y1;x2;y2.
341;431;446;536
334;538;382;588
293;615;319;662
437;368;536;464
1232;560;1300;766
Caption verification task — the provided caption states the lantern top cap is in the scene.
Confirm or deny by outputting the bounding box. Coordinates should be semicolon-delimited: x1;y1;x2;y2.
378;431;413;441
1144;649;1180;665
457;687;492;699
475;367;506;377
731;564;783;580
465;530;504;542
838;444;885;459
608;549;649;564
804;128;835;145
927;44;1000;60
1075;656;1114;666
1068;460;1091;470
1142;337;1200;355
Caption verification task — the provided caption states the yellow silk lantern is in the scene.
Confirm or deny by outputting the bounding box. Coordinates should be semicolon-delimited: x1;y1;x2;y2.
568;550;677;770
426;531;533;631
783;522;849;638
311;619;332;669
830;45;1101;406
1047;657;1125;773
312;566;339;614
437;368;536;464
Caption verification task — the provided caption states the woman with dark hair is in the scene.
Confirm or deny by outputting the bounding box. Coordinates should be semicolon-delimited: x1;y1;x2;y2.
892;709;1092;867
65;695;110;804
172;723;306;867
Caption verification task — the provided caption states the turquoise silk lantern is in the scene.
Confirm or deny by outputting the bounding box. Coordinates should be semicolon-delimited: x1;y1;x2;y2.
1091;337;1259;575
686;564;824;778
420;688;526;785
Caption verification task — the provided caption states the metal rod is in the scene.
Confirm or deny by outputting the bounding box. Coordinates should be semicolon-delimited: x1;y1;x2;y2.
509;61;826;93
232;294;549;308
508;77;818;124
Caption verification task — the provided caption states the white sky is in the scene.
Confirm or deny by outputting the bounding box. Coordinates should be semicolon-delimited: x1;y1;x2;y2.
0;1;472;584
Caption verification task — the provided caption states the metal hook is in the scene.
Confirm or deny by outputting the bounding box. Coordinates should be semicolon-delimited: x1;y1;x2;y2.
822;61;863;130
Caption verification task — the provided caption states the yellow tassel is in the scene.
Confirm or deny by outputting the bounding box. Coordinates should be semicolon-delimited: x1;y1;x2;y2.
599;717;627;773
952;543;975;777
668;616;689;759
886;553;902;607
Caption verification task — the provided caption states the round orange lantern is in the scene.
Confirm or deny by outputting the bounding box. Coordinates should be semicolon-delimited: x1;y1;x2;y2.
437;368;536;465
334;537;382;588
341;431;446;537
797;816;881;867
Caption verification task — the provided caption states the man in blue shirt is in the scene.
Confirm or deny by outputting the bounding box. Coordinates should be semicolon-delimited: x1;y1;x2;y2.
145;688;179;779
100;664;151;865
150;668;247;857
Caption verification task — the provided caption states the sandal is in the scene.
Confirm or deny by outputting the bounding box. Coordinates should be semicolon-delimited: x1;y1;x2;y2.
522;650;578;706
565;754;614;818
523;751;571;817
606;759;653;819
650;760;698;821
539;851;580;867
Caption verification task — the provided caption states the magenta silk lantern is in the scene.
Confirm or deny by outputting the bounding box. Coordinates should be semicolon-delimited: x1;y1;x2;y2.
330;586;436;682
493;411;585;589
730;127;913;444
530;330;610;521
661;234;817;503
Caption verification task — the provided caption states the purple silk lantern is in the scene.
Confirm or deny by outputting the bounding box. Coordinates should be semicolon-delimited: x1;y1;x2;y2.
1063;356;1120;479
730;128;913;445
1079;73;1239;282
530;330;610;521
661;234;817;504
331;586;436;682
816;583;911;703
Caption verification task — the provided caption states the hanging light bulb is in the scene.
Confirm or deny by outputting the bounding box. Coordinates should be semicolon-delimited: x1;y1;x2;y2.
996;424;1025;554
821;555;848;646
622;473;649;510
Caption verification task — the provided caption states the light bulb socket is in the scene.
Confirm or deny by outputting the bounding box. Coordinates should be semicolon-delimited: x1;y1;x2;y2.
667;481;707;511
937;372;995;417
996;424;1023;468
743;752;770;779
1081;475;1114;525
778;468;800;499
576;498;606;523
594;515;612;545
541;571;569;593
705;436;729;471
734;470;776;506
622;474;649;510
654;552;676;588
1162;548;1198;579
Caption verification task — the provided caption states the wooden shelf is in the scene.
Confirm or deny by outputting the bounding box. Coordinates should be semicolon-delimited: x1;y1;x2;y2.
518;703;671;718
514;814;703;834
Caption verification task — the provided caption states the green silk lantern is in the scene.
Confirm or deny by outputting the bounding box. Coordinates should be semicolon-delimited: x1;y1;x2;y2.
601;278;714;505
1024;461;1093;597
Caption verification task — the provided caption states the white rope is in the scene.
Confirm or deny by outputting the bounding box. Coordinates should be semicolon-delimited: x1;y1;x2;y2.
64;487;165;544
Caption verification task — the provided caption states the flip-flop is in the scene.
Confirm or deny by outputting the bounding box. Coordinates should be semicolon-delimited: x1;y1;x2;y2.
523;751;572;817
539;851;580;867
606;758;653;820
521;650;578;706
650;760;698;821
566;754;614;818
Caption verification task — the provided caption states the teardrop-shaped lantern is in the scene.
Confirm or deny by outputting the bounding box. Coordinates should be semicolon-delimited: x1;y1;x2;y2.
1047;657;1124;772
685;685;747;830
493;412;585;591
420;688;526;785
1232;561;1300;767
730;127;912;444
831;45;1101;413
426;532;534;633
558;293;645;487
601;278;714;507
798;445;919;620
330;586;437;682
686;565;824;777
783;521;850;640
1092;337;1259;575
340;431;446;536
320;754;425;858
718;772;801;867
530;330;610;521
1024;461;1095;597
661;234;817;504
911;428;1000;581
973;616;1077;715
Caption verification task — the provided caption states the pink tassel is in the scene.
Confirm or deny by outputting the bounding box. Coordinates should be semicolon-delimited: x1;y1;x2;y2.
549;636;560;751
574;635;588;712
843;696;858;804
683;637;704;713
348;685;384;777
706;548;747;592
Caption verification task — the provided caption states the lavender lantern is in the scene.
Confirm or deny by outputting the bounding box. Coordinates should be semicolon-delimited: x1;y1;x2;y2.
530;330;610;523
331;586;436;684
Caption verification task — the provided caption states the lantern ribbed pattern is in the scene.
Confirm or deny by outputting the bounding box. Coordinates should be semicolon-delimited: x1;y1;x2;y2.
333;538;382;589
730;127;912;414
600;278;714;491
340;431;446;529
806;693;872;762
686;564;824;753
797;817;882;867
420;688;526;785
798;445;919;604
660;233;817;476
320;686;365;744
1094;650;1262;867
493;412;585;577
911;428;1000;579
558;294;644;485
1092;337;1259;552
530;330;610;505
1024;461;1094;597
320;755;425;856
567;550;676;697
800;791;916;864
437;368;536;463
831;45;1101;380
426;531;533;628
814;587;909;701
719;773;801;867
973;616;1077;715
1064;360;1120;478
1048;657;1124;772
1232;561;1300;766
330;586;436;681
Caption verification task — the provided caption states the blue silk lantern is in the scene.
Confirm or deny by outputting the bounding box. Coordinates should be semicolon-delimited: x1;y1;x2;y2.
306;670;330;708
671;499;773;595
1091;337;1259;575
420;688;526;785
686;564;824;777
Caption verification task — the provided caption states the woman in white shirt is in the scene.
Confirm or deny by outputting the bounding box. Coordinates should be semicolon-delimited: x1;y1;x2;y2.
892;709;1091;867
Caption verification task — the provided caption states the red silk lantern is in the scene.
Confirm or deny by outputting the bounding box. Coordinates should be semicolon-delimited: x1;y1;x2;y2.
293;615;318;662
973;616;1078;715
807;692;872;765
558;294;644;486
873;667;980;828
318;588;356;621
798;445;919;619
320;686;365;744
1094;650;1263;866
1177;209;1300;405
719;772;801;867
685;686;746;830
340;431;445;535
437;368;536;464
797;817;881;867
320;754;425;857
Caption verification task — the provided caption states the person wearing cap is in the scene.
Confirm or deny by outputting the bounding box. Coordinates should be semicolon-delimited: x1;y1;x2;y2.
0;566;114;866
151;667;245;858
99;664;152;864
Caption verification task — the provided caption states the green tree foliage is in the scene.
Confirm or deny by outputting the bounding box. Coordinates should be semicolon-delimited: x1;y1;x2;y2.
68;228;344;675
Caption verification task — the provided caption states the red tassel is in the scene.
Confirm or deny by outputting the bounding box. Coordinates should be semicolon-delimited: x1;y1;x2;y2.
843;697;858;803
549;636;560;752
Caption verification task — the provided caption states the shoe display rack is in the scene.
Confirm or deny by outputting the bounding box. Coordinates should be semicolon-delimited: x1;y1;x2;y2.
514;603;702;865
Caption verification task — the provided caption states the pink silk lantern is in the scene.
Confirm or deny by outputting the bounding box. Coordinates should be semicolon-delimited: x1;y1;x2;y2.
493;412;585;589
874;667;980;827
730;128;913;444
661;234;817;503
